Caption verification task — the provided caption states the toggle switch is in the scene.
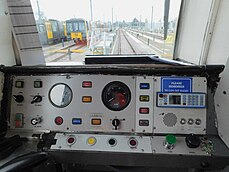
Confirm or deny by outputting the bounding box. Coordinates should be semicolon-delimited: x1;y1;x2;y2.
31;117;42;125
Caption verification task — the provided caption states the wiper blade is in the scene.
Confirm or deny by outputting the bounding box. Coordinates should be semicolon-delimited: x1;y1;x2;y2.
85;54;194;66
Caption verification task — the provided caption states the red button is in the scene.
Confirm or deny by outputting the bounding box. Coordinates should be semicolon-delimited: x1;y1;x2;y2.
15;120;23;128
139;108;149;114
82;81;92;88
55;116;63;125
67;137;75;145
129;138;138;148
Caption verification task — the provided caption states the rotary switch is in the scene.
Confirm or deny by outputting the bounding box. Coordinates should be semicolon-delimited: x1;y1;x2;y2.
31;95;42;104
112;119;121;130
185;134;201;148
13;95;24;103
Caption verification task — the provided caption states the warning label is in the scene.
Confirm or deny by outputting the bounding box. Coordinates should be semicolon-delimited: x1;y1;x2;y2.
161;78;192;93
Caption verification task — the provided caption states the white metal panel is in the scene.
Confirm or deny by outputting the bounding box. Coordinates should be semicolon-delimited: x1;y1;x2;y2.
7;0;45;66
0;0;16;66
151;136;209;156
51;133;152;153
175;0;212;64
153;77;207;134
206;0;229;65
215;58;229;148
135;77;154;133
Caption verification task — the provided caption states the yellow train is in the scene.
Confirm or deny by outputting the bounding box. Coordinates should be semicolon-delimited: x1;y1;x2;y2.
65;18;89;45
37;18;89;46
37;19;67;45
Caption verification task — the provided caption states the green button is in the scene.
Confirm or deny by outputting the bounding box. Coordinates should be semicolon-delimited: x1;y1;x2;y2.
166;135;176;145
15;113;23;121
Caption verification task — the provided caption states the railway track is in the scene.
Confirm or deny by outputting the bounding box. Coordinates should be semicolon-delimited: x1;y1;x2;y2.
50;44;86;62
44;43;76;58
117;29;137;54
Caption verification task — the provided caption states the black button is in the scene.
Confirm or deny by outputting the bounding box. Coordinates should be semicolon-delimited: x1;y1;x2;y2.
108;138;117;146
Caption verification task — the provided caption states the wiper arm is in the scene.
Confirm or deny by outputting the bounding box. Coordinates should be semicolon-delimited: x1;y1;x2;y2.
85;54;194;66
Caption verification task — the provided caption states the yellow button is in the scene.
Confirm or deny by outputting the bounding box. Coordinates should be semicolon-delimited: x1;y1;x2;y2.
82;96;92;103
139;95;150;102
87;137;96;145
91;119;101;125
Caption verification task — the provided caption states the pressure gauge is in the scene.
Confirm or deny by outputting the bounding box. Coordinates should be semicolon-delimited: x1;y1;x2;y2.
102;81;131;111
49;83;73;108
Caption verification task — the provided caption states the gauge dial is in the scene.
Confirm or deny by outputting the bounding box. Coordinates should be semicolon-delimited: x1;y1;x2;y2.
102;81;131;111
49;83;73;108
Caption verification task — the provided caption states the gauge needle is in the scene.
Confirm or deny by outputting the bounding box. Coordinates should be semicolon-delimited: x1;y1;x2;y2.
108;97;115;102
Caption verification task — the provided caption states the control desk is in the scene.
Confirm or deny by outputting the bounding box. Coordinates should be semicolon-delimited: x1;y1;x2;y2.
0;65;229;171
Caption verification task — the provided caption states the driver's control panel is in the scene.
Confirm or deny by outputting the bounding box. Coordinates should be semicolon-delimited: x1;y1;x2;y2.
10;75;207;134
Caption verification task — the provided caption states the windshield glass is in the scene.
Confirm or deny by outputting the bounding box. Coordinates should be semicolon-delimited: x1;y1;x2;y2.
30;0;181;64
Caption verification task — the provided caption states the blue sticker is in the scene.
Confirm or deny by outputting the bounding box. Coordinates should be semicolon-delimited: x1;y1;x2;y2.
161;77;192;93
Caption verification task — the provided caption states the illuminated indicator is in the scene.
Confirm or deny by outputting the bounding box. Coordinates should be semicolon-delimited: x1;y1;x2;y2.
91;119;101;125
139;108;149;114
15;81;24;88
72;118;82;125
139;95;149;102
55;116;63;125
140;83;150;89
82;81;92;88
15;113;24;128
67;136;76;145
139;120;149;126
128;138;138;148
82;96;92;103
34;81;42;88
87;137;97;146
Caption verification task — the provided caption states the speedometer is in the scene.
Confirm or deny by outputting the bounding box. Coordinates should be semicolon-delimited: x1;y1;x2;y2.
102;81;131;111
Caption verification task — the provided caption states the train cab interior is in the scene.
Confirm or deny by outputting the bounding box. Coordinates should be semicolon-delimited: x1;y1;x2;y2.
0;0;229;171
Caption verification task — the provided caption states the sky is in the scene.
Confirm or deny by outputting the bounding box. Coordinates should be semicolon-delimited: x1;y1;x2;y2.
31;0;181;22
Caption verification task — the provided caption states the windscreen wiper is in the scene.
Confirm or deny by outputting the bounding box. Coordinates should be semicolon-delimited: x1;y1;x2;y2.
85;54;194;66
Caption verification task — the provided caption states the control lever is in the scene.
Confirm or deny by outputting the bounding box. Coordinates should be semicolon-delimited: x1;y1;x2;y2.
112;119;121;130
31;95;42;104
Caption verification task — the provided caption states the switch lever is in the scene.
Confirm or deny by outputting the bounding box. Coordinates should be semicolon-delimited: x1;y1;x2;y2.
31;95;42;104
112;119;120;130
13;95;24;103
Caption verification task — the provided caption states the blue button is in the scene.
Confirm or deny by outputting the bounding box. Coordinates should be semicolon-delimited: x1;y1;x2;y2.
72;118;82;125
140;83;150;89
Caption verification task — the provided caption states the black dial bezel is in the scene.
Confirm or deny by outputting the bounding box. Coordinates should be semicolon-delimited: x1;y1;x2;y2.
102;81;131;111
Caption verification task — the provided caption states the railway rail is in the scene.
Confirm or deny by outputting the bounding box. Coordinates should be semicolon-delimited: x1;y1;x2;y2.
116;29;137;54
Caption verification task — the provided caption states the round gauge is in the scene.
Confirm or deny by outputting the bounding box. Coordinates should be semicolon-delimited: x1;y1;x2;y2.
102;81;131;111
49;83;73;108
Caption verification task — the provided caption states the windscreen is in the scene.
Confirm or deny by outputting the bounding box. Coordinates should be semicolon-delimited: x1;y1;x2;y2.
31;0;181;64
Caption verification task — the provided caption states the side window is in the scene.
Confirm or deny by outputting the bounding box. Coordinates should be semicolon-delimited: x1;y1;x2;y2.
39;25;45;32
79;22;85;31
